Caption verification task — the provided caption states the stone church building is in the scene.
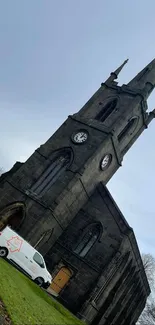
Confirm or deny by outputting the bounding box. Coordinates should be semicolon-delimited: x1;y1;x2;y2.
0;58;155;325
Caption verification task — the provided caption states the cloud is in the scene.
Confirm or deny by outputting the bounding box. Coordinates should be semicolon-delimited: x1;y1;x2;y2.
108;175;155;257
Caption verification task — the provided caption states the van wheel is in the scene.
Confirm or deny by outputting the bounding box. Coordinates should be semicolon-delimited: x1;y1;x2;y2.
0;247;8;258
35;277;44;287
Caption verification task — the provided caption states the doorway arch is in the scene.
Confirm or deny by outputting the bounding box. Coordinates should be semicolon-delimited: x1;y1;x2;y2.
50;266;73;295
0;202;25;231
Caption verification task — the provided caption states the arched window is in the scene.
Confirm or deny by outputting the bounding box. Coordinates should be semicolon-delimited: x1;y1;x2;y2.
0;202;25;231
118;116;139;142
95;99;118;122
31;149;72;196
34;229;54;250
74;223;102;257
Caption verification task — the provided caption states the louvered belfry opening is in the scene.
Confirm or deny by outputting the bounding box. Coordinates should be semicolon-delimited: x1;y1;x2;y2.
95;99;118;122
118;117;138;142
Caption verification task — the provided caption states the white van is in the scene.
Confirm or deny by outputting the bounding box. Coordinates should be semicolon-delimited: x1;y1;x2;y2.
0;226;52;289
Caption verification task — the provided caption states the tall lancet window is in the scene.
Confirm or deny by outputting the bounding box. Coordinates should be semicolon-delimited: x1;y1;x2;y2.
95;98;118;122
74;223;102;257
118;116;139;142
31;149;72;196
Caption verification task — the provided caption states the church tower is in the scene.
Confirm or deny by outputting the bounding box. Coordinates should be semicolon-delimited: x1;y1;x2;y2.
0;58;154;324
0;58;155;248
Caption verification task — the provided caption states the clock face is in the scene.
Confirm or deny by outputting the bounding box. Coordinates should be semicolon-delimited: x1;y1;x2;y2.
72;131;88;144
100;154;112;170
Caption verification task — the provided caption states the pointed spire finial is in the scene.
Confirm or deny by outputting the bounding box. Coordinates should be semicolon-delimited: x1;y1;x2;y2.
105;59;129;83
112;59;129;78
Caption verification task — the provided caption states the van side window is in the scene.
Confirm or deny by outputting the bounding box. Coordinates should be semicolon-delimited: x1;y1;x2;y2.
33;252;45;268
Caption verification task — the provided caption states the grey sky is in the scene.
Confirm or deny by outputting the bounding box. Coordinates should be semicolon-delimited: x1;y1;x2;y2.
0;0;155;255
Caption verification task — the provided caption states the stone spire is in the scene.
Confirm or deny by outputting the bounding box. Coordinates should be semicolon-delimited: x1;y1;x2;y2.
127;58;155;99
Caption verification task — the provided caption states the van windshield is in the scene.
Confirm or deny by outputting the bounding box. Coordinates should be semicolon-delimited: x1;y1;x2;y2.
33;252;45;268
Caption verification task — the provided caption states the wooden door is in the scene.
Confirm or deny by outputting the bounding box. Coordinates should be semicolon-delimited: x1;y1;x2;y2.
50;267;72;294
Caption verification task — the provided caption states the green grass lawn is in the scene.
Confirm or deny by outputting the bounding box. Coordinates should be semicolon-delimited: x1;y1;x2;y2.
0;258;83;325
